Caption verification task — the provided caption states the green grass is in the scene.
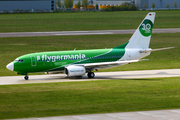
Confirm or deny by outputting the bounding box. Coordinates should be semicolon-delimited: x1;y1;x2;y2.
0;77;180;119
0;10;180;32
1;33;180;76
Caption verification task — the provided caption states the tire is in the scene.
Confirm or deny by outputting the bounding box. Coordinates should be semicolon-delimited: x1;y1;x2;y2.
87;72;95;78
24;75;29;80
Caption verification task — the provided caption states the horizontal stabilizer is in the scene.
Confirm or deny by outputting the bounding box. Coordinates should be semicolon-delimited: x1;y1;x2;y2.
139;47;174;53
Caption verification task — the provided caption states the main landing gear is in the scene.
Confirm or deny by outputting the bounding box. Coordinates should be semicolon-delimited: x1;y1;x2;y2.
24;75;29;80
87;72;95;78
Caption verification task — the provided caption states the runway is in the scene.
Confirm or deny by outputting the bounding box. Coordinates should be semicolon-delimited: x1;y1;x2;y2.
1;69;180;85
0;28;180;37
9;109;180;120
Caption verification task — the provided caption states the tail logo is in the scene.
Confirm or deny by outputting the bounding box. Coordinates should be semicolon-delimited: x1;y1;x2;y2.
139;19;153;37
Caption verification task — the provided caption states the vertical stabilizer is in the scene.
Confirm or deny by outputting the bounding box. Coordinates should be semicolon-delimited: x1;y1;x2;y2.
125;12;156;49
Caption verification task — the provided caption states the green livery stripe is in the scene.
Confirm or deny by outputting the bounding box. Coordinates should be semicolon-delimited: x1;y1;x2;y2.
76;49;125;64
113;41;129;49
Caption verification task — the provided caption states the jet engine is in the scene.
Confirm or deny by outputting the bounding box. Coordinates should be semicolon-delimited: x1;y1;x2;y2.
65;65;86;77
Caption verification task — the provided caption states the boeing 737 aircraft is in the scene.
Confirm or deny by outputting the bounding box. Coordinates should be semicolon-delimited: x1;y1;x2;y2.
6;12;173;80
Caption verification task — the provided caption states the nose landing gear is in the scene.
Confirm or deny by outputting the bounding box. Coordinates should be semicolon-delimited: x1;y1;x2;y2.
24;75;29;80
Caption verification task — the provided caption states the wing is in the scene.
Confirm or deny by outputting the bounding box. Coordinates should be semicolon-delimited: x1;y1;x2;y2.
80;60;139;71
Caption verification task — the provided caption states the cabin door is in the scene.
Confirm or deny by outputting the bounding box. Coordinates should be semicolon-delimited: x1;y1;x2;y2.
30;56;37;66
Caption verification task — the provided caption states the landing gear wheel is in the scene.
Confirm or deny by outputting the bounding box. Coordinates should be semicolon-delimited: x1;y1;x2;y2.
87;72;95;78
24;75;29;80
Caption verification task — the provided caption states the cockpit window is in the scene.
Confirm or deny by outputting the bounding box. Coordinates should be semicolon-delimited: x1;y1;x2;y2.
14;59;24;63
14;59;19;62
18;59;24;62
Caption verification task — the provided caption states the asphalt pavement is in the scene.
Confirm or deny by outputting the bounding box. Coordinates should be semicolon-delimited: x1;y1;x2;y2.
1;69;180;85
0;28;180;37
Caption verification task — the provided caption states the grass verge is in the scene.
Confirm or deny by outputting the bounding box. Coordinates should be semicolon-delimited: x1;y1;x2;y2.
0;10;180;32
0;77;180;119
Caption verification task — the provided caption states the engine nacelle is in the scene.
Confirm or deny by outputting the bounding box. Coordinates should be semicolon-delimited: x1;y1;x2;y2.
65;65;86;77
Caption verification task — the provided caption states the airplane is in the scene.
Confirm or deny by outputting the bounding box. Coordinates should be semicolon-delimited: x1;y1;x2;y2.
6;12;173;80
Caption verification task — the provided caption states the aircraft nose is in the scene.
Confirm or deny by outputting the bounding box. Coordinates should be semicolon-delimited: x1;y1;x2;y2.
6;62;14;71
